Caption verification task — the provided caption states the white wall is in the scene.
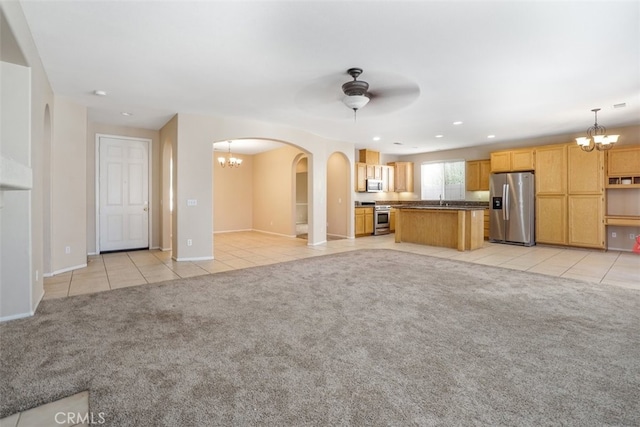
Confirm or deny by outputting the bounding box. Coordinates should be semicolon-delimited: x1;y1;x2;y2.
1;2;54;320
50;97;87;273
161;113;355;260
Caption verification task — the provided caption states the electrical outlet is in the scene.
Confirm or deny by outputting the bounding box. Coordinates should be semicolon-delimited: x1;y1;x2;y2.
630;234;636;240
187;239;193;247
65;246;71;254
611;232;617;238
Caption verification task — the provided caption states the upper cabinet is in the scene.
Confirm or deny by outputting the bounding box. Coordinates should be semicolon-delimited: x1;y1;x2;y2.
466;159;491;191
490;148;535;172
606;145;640;188
359;149;380;165
567;144;603;194
388;162;414;192
535;144;567;194
355;162;367;192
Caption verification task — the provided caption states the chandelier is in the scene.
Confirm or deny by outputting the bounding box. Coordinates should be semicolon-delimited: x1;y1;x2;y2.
575;108;619;152
217;141;242;168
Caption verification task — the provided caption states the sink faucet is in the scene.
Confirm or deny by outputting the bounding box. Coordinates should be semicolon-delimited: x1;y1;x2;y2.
439;194;443;206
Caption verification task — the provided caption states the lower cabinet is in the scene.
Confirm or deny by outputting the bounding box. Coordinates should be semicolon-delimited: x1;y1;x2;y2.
536;195;567;245
390;209;396;232
568;195;605;248
483;208;489;239
355;207;374;236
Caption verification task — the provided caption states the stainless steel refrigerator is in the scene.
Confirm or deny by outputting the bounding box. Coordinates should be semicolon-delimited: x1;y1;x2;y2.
489;172;535;246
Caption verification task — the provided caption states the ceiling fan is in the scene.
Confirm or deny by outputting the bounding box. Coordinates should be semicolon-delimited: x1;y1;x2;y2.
340;68;420;119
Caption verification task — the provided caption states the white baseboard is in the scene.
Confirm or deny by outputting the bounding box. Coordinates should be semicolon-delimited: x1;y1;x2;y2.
1;310;35;322
213;228;253;234
160;247;172;252
172;256;214;262
87;252;99;256
50;263;88;276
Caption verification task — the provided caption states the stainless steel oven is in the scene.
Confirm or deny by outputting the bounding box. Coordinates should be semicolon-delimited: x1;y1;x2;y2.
374;205;391;235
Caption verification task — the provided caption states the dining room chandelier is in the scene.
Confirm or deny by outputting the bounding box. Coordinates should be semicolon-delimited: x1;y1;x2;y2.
575;108;619;152
218;141;242;168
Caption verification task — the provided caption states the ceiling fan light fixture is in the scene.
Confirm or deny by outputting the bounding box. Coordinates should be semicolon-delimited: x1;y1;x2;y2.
342;94;370;111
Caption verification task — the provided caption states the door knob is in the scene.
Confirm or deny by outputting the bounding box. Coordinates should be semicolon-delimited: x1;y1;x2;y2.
143;207;149;212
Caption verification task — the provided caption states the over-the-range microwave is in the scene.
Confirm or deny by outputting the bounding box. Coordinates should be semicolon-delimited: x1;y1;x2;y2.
366;179;383;192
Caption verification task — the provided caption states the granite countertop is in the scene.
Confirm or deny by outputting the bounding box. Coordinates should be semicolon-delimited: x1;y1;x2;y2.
394;205;486;211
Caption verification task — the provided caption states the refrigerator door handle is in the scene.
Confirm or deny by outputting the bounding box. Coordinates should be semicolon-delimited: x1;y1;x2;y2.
503;184;510;221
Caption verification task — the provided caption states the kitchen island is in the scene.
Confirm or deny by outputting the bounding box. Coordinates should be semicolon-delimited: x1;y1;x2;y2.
394;206;485;251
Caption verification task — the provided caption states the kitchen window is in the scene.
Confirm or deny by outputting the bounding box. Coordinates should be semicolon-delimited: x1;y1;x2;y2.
421;160;465;201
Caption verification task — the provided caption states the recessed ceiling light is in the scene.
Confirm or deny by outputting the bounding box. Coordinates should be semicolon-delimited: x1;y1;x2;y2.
94;90;107;96
393;142;403;145
121;112;133;116
487;135;495;139
453;121;463;125
372;136;381;141
435;134;444;138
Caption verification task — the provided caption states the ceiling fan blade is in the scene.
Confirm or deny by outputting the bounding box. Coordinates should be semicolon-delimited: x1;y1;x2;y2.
368;83;421;100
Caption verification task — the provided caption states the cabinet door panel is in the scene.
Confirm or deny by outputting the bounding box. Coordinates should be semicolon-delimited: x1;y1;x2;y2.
568;195;604;248
355;212;364;235
511;149;535;171
479;160;491;190
568;145;603;194
608;147;640;176
491;152;511;172
536;195;567;245
356;163;366;192
536;145;567;194
466;161;480;191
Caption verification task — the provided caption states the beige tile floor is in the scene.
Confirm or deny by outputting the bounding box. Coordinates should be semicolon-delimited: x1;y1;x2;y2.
3;231;639;426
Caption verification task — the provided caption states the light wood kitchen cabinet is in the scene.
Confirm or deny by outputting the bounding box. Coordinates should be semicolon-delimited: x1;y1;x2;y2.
388;161;414;192
483;208;489;239
355;162;367;192
607;145;640;176
534;142;604;248
536;195;567;245
466;159;491;191
568;195;604;248
359;149;380;165
568;144;603;194
606;145;640;188
390;208;396;232
490;148;535;172
367;165;382;180
355;207;374;236
535;144;567;194
382;165;395;192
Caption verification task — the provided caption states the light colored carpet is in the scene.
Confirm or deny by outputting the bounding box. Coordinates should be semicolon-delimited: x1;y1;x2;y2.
1;249;638;426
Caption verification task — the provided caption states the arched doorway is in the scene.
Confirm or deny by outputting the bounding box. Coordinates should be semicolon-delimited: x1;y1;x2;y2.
294;156;309;239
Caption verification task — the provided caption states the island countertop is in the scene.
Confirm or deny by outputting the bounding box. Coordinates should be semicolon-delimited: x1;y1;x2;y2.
394;206;484;251
393;205;485;211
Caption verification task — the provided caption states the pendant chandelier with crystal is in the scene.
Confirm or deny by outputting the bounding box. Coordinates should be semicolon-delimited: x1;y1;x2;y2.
575;108;619;152
218;141;242;168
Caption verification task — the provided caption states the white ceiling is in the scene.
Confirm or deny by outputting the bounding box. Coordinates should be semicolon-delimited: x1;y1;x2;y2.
19;0;640;155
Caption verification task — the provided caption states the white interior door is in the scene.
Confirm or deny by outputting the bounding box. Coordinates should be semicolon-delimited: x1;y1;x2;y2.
99;136;149;252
